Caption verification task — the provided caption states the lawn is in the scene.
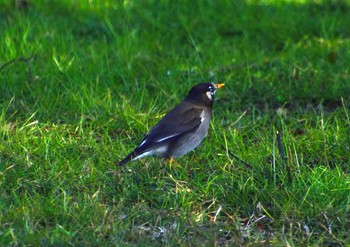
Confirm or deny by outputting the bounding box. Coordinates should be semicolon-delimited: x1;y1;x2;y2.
0;0;349;246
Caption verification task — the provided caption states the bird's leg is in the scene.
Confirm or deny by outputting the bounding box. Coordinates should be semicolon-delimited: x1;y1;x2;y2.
165;157;182;168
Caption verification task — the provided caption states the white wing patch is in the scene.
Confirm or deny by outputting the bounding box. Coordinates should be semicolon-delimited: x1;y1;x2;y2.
133;150;153;160
138;139;147;147
138;132;180;148
156;133;179;143
200;110;205;123
133;145;167;160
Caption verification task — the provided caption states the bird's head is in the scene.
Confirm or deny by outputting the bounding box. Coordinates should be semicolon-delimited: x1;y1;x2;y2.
185;82;225;107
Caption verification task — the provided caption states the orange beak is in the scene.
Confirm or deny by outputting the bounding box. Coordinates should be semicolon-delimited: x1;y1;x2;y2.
216;83;225;89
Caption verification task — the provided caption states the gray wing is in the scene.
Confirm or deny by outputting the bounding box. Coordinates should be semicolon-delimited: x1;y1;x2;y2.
136;102;205;150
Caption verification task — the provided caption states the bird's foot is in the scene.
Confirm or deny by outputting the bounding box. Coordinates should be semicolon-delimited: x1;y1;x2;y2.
165;158;183;169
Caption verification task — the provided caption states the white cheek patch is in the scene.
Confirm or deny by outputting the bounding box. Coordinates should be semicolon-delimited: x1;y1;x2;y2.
206;91;212;100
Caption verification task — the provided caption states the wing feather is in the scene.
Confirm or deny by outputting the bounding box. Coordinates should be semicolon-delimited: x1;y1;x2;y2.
135;102;204;151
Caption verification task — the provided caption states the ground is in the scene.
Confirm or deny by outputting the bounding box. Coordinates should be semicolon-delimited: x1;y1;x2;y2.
0;0;349;246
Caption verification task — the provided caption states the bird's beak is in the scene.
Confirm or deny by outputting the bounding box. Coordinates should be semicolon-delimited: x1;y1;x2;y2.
216;83;225;89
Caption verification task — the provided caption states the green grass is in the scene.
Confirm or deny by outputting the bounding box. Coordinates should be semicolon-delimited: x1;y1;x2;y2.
1;0;350;246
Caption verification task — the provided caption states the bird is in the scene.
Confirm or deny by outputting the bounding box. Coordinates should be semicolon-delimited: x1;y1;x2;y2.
117;82;225;166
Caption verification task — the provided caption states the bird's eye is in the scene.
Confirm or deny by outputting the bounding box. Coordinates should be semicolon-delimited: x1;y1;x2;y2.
205;85;216;101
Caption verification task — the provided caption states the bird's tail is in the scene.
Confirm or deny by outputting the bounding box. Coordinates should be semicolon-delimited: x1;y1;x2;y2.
118;145;151;166
117;153;134;166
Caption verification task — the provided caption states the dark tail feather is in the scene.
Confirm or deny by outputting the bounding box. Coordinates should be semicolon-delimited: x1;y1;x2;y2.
117;153;134;166
118;145;150;166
